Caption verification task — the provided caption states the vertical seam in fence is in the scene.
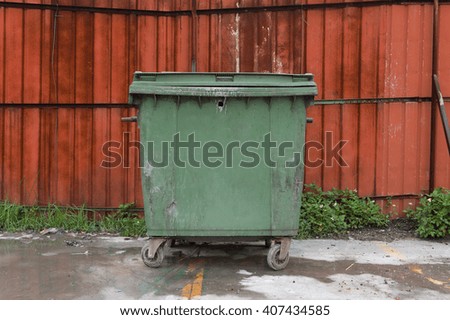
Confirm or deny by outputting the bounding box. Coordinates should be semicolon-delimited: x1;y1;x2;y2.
429;0;439;191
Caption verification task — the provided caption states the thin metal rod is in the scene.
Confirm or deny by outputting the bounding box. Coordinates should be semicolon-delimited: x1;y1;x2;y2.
19;205;144;213
2;96;450;108
433;74;450;155
314;97;432;105
0;103;135;108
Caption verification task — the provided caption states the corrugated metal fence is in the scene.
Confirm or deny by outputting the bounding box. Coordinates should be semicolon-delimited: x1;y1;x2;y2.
0;0;449;214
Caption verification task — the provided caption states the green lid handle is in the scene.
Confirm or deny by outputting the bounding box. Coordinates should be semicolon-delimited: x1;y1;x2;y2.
216;75;234;82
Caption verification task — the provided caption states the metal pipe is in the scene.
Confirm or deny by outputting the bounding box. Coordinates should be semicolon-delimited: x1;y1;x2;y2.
0;103;135;109
191;0;198;72
429;0;439;192
369;194;421;200
314;96;433;105
2;1;446;17
433;74;450;154
4;97;450;108
0;1;192;16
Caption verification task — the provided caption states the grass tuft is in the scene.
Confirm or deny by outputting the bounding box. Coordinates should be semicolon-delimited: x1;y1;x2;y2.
0;201;146;237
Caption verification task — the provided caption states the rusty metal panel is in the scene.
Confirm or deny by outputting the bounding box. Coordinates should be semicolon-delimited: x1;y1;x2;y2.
0;8;4;201
0;1;449;212
367;4;436;214
0;7;191;103
197;9;306;73
74;12;94;104
1;106;143;207
2;108;23;203
2;7;24;204
299;4;438;215
4;8;23;104
381;5;433;99
434;103;450;187
137;15;158;71
375;102;432;212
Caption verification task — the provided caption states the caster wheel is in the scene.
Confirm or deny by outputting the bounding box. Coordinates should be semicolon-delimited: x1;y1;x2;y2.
264;239;272;248
267;244;290;271
141;243;164;268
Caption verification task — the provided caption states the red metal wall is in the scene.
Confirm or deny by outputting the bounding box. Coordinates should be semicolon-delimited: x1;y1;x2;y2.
0;0;449;214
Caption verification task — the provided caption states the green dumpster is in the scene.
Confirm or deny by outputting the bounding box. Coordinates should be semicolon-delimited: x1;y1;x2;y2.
127;72;317;270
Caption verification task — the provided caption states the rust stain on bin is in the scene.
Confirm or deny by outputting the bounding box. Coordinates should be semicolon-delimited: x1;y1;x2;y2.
0;1;449;214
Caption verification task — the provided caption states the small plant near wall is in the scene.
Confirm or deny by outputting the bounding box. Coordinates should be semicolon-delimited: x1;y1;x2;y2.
298;184;389;239
98;202;147;237
0;201;146;237
405;188;450;238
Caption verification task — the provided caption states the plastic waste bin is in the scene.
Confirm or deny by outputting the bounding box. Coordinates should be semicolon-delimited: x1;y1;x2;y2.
126;72;317;270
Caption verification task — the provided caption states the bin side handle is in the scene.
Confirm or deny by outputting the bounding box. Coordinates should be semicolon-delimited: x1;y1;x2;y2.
121;116;137;122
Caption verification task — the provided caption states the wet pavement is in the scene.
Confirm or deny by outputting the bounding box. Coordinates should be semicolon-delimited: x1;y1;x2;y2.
0;233;449;300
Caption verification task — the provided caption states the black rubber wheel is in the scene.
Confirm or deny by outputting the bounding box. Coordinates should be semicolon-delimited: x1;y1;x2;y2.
267;244;290;271
141;243;164;268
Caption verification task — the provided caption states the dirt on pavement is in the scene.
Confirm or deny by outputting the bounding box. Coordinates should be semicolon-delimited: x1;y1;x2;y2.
329;218;433;242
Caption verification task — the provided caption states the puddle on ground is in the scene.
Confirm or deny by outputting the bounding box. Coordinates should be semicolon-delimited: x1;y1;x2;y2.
0;238;448;299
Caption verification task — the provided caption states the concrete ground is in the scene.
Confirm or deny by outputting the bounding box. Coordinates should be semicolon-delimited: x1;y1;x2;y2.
0;233;449;300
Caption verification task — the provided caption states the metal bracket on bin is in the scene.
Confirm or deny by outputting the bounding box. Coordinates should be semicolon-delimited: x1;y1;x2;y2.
146;238;168;258
276;237;292;261
121;116;137;122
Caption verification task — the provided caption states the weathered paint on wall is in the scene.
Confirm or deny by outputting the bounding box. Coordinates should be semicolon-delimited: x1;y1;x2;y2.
0;0;449;214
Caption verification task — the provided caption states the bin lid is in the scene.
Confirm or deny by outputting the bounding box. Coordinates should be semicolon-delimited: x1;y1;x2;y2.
129;72;317;99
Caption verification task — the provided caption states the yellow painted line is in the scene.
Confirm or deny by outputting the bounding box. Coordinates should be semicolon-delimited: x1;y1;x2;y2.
409;266;423;275
375;245;448;291
410;265;449;290
377;243;406;260
181;269;204;299
191;269;204;297
181;283;191;299
181;260;205;300
426;277;446;286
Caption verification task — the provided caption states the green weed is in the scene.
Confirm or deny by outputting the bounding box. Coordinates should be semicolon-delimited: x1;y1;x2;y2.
98;203;147;237
0;201;145;237
405;188;450;238
298;184;389;239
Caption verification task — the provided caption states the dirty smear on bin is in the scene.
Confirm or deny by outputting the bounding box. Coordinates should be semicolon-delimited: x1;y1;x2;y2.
144;162;154;177
166;201;178;223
